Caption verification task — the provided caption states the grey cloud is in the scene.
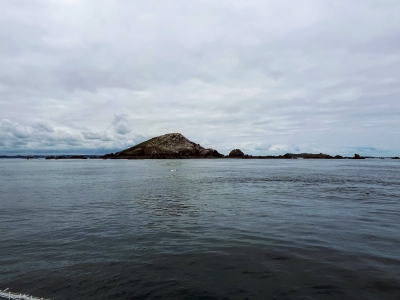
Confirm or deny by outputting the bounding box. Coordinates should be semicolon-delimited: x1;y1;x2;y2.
112;114;130;135
1;119;31;138
33;122;54;132
10;140;29;147
115;123;131;135
82;130;112;141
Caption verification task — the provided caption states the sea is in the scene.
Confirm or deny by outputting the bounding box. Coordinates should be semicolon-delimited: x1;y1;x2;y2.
0;159;399;300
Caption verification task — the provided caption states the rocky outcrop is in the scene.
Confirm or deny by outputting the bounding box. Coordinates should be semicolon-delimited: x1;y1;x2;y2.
229;149;244;157
105;133;223;159
282;153;345;159
352;153;365;159
286;153;335;159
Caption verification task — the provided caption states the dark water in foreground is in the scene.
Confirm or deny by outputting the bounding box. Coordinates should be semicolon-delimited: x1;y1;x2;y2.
0;159;399;300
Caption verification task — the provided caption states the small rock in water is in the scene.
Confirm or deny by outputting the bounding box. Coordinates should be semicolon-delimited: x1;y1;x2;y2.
171;169;178;172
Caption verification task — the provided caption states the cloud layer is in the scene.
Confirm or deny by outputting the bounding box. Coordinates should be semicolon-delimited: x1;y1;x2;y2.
1;0;400;156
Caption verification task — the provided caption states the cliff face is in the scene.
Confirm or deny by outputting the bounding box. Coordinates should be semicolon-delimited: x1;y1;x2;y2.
108;133;223;158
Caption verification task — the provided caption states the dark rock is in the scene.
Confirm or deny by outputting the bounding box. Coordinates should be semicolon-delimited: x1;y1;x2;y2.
352;153;365;159
103;153;115;158
107;133;224;159
229;149;244;157
303;153;331;159
334;155;344;159
393;156;400;159
285;153;333;159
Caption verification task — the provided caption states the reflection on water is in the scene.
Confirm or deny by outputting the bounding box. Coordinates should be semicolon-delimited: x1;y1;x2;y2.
0;159;399;299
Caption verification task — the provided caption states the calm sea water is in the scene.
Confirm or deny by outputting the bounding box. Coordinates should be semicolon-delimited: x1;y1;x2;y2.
0;159;399;300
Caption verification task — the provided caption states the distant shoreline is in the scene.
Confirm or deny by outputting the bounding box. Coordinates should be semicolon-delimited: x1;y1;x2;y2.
1;155;399;160
4;133;398;160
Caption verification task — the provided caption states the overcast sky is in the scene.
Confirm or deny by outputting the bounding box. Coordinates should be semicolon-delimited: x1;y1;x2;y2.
1;0;400;156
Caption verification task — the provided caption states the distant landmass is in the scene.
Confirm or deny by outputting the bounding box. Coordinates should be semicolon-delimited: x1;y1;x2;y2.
1;133;399;159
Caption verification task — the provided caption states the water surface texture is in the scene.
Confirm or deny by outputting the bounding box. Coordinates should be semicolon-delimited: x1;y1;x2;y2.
1;159;399;299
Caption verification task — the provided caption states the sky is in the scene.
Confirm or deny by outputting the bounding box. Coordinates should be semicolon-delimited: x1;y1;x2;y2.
1;0;400;156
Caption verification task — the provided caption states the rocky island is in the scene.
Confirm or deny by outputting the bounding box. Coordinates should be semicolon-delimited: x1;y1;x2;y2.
103;133;223;159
